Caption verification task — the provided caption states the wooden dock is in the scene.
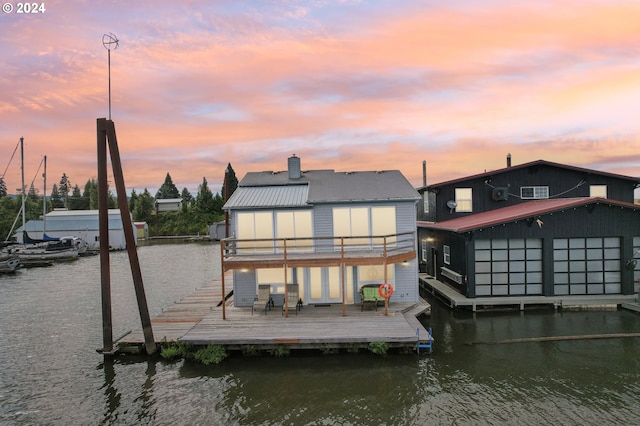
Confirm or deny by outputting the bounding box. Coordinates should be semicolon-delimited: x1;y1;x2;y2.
420;274;637;311
117;274;432;353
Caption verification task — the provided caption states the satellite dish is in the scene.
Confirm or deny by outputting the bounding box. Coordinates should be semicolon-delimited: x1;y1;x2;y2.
446;200;457;212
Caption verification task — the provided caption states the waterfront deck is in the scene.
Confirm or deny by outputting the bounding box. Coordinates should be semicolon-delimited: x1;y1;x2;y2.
117;274;432;352
419;274;638;311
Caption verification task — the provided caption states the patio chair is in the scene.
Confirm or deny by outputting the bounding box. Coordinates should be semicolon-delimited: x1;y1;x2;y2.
282;283;302;316
360;286;378;311
252;284;272;315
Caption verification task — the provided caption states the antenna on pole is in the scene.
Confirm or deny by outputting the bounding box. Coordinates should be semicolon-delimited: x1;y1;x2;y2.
102;33;119;120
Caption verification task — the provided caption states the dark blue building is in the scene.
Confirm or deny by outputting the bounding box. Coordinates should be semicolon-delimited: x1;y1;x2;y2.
417;158;640;299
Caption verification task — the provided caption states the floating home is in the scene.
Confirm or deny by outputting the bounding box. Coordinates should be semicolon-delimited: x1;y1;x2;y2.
417;157;640;308
221;155;422;311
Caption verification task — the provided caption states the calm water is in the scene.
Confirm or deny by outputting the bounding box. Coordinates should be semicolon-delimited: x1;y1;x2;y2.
1;242;640;425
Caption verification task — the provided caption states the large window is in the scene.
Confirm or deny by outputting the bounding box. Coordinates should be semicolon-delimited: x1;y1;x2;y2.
237;210;312;252
358;264;394;284
236;211;274;252
454;188;472;212
276;210;313;251
257;267;294;294
333;206;396;248
521;186;549;199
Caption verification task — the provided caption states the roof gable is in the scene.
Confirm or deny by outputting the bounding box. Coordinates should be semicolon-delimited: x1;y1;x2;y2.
424;160;640;190
418;197;640;233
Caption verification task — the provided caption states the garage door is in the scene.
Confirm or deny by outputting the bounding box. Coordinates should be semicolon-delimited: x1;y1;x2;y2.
553;237;621;295
474;239;543;296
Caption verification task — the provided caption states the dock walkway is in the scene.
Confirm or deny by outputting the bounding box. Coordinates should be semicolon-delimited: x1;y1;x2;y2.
118;275;432;352
419;273;637;311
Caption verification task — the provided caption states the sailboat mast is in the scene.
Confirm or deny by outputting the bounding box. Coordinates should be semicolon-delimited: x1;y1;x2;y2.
43;155;47;236
20;137;25;233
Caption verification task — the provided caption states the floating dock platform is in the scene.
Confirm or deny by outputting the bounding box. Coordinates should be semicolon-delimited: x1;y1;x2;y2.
116;274;433;354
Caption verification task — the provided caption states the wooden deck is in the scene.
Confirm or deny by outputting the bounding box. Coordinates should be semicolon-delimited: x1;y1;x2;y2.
117;274;432;352
420;274;637;311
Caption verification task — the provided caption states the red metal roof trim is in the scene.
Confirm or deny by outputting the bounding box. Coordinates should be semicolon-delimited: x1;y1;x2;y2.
417;197;639;233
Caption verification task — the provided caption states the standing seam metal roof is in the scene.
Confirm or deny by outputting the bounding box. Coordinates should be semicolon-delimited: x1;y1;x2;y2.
223;184;309;209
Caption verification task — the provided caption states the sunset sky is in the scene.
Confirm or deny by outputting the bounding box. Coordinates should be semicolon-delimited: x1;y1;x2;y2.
2;0;640;197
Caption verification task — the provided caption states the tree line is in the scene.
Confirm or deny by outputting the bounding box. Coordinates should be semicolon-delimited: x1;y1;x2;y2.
0;164;238;240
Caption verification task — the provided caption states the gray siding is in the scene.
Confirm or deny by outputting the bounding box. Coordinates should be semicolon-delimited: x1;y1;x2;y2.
396;201;418;233
313;204;334;252
234;270;257;307
394;258;419;302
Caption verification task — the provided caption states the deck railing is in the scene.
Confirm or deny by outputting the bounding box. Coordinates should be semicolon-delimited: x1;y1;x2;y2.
222;231;416;260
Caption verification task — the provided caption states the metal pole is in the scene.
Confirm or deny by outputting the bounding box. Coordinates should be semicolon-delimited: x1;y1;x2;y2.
43;155;46;234
20;137;25;233
108;49;111;120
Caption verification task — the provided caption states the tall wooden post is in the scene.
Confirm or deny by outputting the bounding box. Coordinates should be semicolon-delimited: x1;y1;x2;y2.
98;118;156;355
97;119;112;353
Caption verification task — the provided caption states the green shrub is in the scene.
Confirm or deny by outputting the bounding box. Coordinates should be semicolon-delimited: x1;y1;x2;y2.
271;345;290;358
160;345;182;361
368;341;389;356
194;345;228;365
347;344;361;353
242;345;260;356
321;345;338;355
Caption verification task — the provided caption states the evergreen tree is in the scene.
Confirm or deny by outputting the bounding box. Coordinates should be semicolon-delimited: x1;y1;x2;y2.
155;173;180;199
221;163;238;202
129;189;139;214
68;185;85;210
83;179;98;210
133;188;155;224
181;187;193;212
50;184;63;209
212;192;224;213
0;176;7;198
196;177;215;214
28;183;37;198
59;173;70;208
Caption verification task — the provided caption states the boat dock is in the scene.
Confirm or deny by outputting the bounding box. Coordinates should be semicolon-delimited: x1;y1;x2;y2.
419;273;638;311
117;274;433;353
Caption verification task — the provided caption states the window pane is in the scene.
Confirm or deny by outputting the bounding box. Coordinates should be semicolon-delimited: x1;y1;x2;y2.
333;208;350;237
455;188;473;212
589;185;607;198
372;206;396;245
277;211;295;240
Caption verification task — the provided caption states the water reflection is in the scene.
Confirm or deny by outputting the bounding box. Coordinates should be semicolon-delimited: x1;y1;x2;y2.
99;359;120;425
3;243;640;425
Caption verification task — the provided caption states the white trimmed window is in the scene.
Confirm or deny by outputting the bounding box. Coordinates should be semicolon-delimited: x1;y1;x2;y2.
454;188;472;212
443;245;451;265
590;185;607;198
521;186;549;199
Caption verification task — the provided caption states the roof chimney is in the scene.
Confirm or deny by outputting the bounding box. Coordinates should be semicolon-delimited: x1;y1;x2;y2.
422;160;427;187
507;153;512;168
288;154;301;179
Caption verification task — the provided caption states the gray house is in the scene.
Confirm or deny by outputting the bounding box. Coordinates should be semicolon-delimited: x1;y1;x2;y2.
221;155;421;310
